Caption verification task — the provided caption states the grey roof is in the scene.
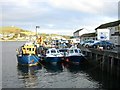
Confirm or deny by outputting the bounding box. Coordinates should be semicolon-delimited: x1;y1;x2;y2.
95;20;120;30
80;32;97;37
73;28;84;34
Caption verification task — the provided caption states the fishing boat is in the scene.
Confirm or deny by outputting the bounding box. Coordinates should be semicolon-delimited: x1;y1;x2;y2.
16;42;40;66
44;48;64;63
65;46;85;63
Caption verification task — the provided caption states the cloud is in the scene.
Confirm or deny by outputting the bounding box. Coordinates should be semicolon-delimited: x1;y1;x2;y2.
30;28;73;36
46;24;54;28
48;0;119;16
1;0;119;35
1;0;31;7
48;0;103;14
1;0;51;21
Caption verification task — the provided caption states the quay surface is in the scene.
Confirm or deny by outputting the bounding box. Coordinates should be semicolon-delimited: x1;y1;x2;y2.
79;45;120;59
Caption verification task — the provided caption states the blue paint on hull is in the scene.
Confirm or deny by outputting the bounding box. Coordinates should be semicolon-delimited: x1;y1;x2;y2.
17;65;42;73
68;56;85;62
17;55;40;66
45;57;62;63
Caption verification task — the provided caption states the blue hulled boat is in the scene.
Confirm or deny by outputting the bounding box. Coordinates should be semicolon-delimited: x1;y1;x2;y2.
66;46;85;63
44;48;64;63
16;42;40;66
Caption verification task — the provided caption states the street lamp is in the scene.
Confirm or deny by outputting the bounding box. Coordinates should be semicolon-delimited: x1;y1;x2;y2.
36;26;40;38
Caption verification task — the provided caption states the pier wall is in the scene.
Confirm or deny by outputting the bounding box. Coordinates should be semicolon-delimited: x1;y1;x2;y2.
80;46;120;76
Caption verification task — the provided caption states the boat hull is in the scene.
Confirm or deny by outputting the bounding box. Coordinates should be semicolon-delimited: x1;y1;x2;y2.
17;54;40;66
66;55;85;63
44;57;63;63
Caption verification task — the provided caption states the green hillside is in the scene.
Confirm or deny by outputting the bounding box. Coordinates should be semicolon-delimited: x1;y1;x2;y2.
0;26;70;41
0;26;25;34
0;26;36;35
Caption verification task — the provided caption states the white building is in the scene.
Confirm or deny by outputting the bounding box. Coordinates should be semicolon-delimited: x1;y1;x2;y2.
73;28;96;42
0;34;3;38
70;38;80;44
80;33;97;42
73;28;92;37
95;20;120;46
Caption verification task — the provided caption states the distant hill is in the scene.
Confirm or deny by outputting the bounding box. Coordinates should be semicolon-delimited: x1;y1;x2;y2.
0;26;24;34
0;26;36;35
0;26;71;41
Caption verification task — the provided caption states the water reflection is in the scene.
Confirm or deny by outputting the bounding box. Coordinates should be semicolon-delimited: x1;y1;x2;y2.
63;62;120;88
17;65;42;88
63;62;88;73
43;63;63;73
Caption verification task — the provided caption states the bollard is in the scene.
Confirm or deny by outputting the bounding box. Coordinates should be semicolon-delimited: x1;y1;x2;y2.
102;55;105;71
95;54;98;61
110;57;114;69
110;57;114;75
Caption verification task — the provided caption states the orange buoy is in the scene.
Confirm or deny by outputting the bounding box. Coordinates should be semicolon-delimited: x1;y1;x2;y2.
66;58;69;62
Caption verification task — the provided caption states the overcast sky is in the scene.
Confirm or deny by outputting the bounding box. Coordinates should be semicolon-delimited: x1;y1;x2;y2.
1;0;119;35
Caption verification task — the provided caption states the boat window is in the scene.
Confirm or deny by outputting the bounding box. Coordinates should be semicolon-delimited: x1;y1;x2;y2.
79;50;81;53
75;49;78;53
57;50;59;53
59;50;63;52
51;50;56;53
32;48;34;51
63;49;67;52
70;50;74;53
29;48;31;51
59;49;67;52
47;51;49;54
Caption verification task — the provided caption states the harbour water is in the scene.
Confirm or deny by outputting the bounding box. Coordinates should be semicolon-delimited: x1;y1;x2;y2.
1;42;120;89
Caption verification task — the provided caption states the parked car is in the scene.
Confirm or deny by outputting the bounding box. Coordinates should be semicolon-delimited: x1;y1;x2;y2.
84;40;99;47
81;40;94;46
91;41;115;49
80;41;85;45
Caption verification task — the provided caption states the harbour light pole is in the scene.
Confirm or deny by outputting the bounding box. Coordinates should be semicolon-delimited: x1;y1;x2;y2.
36;26;40;39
